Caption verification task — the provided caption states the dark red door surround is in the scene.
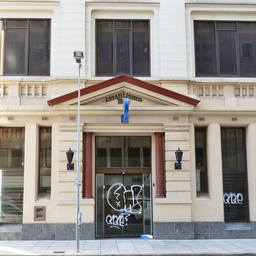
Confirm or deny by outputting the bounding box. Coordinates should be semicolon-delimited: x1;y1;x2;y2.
84;132;166;199
83;132;93;198
155;132;165;198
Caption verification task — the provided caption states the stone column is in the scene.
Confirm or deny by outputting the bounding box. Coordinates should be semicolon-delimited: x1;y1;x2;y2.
155;132;165;198
84;132;93;198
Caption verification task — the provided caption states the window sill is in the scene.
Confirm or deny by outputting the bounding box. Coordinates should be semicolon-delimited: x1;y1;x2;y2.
191;77;256;84
88;76;161;82
0;76;54;82
37;193;51;201
196;193;210;199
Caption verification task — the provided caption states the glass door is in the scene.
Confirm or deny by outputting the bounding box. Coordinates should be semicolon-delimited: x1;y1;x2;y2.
96;173;152;238
95;136;152;238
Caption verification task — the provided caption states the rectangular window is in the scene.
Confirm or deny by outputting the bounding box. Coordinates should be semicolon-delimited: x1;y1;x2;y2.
0;19;50;76
195;127;208;194
39;127;52;193
96;20;150;77
96;136;151;168
0;127;25;223
221;127;249;222
194;21;256;77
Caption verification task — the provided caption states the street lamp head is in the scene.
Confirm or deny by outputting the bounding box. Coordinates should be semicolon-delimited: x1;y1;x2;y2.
73;51;84;63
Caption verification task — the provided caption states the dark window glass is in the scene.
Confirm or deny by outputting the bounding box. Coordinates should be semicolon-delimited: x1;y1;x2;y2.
238;23;256;77
133;21;150;76
39;127;52;193
195;21;256;77
194;22;216;76
96;148;107;167
6;19;27;28
96;20;150;77
96;21;113;76
115;20;131;29
218;31;237;76
115;30;130;75
2;19;50;76
128;147;140;167
143;147;151;167
195;127;208;194
95;136;151;168
5;29;26;75
29;20;50;76
110;148;122;167
216;22;237;30
221;128;249;222
0;127;25;223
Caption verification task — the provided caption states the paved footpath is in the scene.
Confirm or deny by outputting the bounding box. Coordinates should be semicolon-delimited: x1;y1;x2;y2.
0;239;256;256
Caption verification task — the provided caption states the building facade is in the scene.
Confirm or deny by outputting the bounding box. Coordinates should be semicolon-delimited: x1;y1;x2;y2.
0;0;256;240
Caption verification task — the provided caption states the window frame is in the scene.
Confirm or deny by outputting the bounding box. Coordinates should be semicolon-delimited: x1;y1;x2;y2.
194;21;256;78
2;18;51;76
0;127;25;224
195;126;208;195
38;127;52;194
221;127;249;222
95;19;150;77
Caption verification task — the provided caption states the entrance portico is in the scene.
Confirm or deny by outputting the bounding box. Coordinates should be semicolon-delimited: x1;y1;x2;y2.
47;74;199;239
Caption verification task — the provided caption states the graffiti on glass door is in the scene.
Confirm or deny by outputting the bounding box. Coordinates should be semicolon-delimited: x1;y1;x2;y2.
106;183;143;229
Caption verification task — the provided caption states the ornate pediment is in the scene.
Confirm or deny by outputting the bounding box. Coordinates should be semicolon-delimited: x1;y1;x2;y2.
47;75;199;108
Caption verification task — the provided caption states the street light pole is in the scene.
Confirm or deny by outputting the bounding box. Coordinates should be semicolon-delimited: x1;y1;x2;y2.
73;51;84;252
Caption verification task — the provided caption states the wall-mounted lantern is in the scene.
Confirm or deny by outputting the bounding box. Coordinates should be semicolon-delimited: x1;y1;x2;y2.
66;148;74;170
175;147;183;170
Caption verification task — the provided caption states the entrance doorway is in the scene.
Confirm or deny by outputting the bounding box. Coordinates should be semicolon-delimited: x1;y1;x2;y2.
96;173;151;238
221;127;249;222
95;136;152;238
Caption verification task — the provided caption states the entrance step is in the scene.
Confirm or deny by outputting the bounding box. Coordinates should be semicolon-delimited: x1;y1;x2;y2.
0;224;22;240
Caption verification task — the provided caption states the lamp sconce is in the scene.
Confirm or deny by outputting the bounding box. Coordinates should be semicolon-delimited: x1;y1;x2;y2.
66;148;74;170
174;147;183;170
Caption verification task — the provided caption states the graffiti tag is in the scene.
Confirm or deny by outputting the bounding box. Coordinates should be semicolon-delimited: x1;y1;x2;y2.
105;213;131;229
223;193;243;205
107;183;142;214
106;182;143;229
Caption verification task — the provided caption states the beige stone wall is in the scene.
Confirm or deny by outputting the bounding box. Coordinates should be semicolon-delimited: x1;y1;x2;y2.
1;0;256;228
154;124;192;222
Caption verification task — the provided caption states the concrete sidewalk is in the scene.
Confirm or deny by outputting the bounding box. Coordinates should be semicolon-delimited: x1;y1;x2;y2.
0;239;256;256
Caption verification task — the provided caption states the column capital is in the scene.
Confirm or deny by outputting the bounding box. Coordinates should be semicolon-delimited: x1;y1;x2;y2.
154;132;164;136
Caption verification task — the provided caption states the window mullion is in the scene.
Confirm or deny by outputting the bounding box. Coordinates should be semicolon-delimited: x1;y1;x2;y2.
129;30;133;76
215;22;220;77
113;22;116;76
25;19;29;76
236;22;240;76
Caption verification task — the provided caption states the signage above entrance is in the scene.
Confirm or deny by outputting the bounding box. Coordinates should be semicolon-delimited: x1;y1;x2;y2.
106;92;142;104
121;98;129;124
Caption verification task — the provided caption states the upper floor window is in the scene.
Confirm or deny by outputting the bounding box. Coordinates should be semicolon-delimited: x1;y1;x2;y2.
0;19;50;76
96;20;150;77
194;21;256;77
